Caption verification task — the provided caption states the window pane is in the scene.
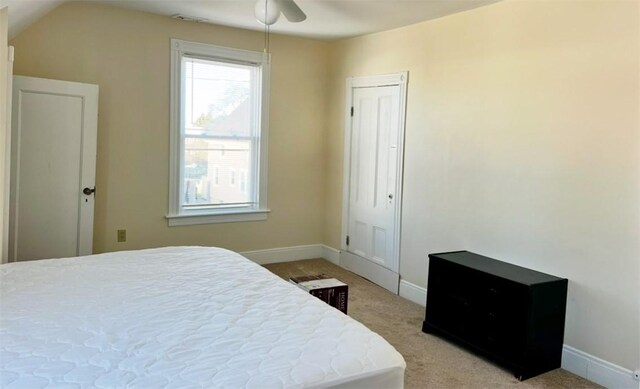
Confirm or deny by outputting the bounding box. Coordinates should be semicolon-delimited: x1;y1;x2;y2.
184;57;253;136
184;137;252;207
182;56;257;208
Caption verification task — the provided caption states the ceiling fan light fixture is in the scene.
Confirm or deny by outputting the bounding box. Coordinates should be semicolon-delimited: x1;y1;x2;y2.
255;0;281;26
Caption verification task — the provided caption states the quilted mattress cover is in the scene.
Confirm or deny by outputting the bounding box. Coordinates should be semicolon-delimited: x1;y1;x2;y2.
0;246;405;388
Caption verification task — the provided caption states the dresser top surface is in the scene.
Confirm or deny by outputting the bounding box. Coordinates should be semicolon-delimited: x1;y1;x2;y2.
429;251;566;285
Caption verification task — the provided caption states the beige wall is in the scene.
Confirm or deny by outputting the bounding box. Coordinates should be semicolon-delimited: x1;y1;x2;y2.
0;7;7;264
10;2;330;254
326;0;639;369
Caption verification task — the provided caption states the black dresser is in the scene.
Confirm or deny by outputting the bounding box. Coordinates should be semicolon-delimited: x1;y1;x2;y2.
422;251;568;380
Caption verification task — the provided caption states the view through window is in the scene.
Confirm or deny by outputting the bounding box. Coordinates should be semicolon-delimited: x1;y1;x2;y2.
182;57;258;210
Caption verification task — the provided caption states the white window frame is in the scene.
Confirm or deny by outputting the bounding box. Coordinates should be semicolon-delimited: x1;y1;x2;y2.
167;39;270;226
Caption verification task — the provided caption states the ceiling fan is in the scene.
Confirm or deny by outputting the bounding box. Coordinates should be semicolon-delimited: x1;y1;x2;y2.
254;0;307;26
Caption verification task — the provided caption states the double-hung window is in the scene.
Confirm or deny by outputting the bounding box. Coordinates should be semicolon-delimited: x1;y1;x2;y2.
167;39;270;226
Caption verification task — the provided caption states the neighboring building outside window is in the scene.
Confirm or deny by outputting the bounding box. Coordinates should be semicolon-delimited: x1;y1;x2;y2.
213;167;219;185
240;170;248;193
168;40;270;226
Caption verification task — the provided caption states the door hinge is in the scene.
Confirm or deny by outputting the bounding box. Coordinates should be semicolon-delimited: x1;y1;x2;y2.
346;235;350;246
350;106;354;117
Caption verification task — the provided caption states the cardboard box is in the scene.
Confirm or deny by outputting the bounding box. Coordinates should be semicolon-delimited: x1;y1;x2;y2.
290;274;348;314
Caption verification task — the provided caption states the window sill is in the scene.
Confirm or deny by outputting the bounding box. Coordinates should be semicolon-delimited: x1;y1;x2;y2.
166;209;270;226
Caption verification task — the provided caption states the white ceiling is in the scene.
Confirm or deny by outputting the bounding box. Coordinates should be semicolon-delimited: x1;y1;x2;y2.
7;0;500;41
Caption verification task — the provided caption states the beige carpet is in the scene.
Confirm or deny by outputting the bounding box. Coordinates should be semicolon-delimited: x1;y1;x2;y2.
264;259;600;389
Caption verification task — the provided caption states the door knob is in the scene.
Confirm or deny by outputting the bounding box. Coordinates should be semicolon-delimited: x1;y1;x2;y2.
388;194;393;199
83;187;96;196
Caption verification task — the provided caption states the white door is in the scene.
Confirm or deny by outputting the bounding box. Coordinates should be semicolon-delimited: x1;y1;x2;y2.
341;73;407;293
10;76;98;261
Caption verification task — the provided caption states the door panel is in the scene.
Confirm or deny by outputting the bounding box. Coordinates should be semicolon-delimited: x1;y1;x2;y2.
17;92;83;260
11;76;98;261
347;86;401;271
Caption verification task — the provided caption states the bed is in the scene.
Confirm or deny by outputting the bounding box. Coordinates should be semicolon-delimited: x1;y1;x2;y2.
0;246;405;388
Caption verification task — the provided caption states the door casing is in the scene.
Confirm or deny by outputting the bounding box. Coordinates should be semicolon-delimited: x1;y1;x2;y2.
340;72;408;292
1;46;13;264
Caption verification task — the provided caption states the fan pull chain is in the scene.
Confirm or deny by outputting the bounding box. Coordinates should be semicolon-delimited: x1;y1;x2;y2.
263;0;270;57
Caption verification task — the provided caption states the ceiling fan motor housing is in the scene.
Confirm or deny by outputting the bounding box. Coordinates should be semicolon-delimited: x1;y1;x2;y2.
255;0;281;25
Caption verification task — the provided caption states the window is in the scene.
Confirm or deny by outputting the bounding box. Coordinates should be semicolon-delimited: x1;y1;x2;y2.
168;39;270;226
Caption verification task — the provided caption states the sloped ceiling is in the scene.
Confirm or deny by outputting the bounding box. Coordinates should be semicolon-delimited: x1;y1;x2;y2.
7;0;500;40
7;0;66;39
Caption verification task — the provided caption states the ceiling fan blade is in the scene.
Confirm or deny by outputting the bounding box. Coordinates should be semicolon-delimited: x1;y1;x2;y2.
279;0;307;23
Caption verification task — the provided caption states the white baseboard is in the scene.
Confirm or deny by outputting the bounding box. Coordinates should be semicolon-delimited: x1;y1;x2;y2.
321;245;341;265
241;244;340;265
340;251;399;294
399;279;427;306
562;345;639;389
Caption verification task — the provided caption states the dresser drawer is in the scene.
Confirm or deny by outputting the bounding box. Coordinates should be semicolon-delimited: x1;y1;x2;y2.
425;259;476;337
425;287;474;338
428;258;529;314
427;264;528;358
474;305;527;361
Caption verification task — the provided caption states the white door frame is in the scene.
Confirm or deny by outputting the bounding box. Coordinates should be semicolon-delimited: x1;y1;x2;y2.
9;76;99;261
1;46;13;263
340;72;408;291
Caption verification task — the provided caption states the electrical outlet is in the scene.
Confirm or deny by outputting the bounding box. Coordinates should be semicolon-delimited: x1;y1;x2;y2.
117;229;126;242
633;369;639;381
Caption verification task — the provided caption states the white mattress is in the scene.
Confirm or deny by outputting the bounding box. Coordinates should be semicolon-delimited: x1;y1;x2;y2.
0;247;405;388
